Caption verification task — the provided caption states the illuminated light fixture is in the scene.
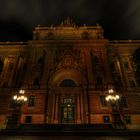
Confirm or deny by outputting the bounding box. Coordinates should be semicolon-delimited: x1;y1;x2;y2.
106;89;120;102
13;89;27;104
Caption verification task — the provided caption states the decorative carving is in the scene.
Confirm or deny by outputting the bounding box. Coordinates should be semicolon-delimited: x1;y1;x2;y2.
54;48;83;71
58;54;75;68
33;31;40;40
96;30;103;39
81;31;90;39
47;32;54;40
60;17;76;27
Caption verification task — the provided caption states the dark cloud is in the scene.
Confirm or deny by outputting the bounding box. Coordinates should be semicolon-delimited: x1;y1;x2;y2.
0;0;140;41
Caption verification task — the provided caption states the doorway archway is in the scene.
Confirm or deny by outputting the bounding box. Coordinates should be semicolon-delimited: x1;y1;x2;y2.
47;69;87;124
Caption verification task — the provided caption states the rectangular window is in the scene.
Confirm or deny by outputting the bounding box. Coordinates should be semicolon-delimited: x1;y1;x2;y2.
100;96;107;107
110;62;116;71
103;116;110;123
28;95;35;107
96;77;103;85
32;78;40;89
123;61;129;70
9;99;15;109
124;116;131;124
129;79;136;87
119;96;127;108
25;116;32;123
93;56;99;64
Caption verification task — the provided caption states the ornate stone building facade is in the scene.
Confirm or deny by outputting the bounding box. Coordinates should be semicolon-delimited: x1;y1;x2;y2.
0;19;140;129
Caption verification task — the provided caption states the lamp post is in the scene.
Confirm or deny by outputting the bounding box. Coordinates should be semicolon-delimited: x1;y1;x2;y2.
7;89;27;129
105;89;124;129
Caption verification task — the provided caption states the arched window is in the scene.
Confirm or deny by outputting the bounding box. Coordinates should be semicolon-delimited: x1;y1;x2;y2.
33;78;39;86
32;78;40;89
94;56;99;63
59;79;77;87
96;76;103;85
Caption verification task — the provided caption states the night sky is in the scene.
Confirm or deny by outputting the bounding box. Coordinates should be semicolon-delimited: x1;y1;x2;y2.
0;0;140;41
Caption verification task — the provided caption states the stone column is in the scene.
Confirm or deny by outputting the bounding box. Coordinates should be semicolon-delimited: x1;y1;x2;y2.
83;88;90;124
102;50;113;88
22;47;35;89
76;94;81;123
0;57;8;86
115;56;126;87
80;90;84;123
51;93;55;123
54;94;59;123
84;49;94;88
47;91;51;123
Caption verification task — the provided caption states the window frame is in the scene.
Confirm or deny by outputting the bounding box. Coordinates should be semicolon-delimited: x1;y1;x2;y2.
124;115;131;124
103;116;110;123
100;95;108;107
28;95;36;107
25;116;32;123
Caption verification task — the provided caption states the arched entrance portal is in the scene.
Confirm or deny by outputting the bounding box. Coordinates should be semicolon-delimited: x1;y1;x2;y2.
47;69;88;124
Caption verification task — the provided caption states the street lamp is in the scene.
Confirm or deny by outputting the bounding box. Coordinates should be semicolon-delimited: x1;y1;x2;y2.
105;89;123;129
13;89;27;104
7;89;27;129
105;89;120;102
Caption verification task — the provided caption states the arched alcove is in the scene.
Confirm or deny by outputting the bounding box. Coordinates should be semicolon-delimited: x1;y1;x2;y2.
48;69;85;87
59;79;77;87
47;69;86;124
